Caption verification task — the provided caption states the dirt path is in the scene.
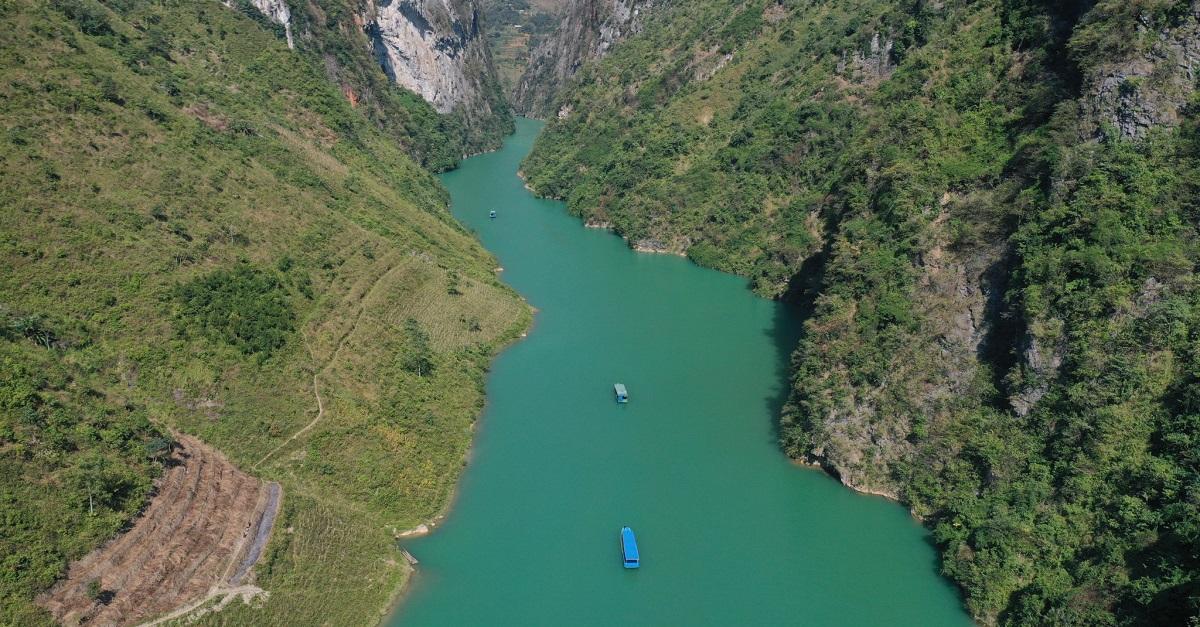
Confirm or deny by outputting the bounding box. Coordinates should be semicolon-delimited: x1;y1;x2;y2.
136;584;267;627
251;363;325;470
252;256;402;470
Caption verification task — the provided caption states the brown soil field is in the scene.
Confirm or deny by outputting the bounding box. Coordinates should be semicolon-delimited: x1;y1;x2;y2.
36;435;281;626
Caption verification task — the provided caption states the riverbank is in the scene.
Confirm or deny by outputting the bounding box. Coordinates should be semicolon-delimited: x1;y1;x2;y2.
376;294;534;618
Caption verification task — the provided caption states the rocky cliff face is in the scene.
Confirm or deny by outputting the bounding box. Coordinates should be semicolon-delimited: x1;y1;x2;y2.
799;3;1200;502
513;0;655;118
1082;1;1200;140
363;0;507;126
239;0;511;154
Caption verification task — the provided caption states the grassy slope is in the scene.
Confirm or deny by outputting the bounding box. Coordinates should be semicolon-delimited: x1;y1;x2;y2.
0;1;528;624
523;0;1199;624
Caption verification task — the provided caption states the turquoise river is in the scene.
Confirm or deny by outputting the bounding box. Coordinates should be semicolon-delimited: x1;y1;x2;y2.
390;119;972;626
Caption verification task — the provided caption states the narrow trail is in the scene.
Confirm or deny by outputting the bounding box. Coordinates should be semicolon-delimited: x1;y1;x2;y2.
145;249;401;624
136;584;267;627
139;237;394;625
251;355;325;470
252;256;401;470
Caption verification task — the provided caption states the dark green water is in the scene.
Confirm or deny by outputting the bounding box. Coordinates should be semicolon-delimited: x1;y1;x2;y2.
392;119;971;626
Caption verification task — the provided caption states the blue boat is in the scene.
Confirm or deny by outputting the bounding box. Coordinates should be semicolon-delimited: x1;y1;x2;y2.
614;383;629;403
620;526;640;569
489;210;497;219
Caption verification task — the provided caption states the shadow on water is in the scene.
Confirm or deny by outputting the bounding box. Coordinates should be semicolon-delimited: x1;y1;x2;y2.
764;241;830;445
762;297;804;445
770;243;967;605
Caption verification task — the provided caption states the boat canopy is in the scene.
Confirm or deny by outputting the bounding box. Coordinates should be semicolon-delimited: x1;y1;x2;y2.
614;383;628;401
621;526;640;568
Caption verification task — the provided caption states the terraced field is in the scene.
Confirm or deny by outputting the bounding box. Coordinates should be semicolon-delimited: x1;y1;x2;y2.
37;436;280;626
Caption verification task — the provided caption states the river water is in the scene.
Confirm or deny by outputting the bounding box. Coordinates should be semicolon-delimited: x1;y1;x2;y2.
391;119;971;626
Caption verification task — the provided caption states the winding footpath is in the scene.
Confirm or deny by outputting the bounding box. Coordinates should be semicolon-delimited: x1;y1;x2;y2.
253;254;403;470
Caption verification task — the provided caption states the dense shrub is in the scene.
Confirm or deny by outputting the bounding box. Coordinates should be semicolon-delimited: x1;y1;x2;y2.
52;0;113;36
172;264;295;355
0;325;165;624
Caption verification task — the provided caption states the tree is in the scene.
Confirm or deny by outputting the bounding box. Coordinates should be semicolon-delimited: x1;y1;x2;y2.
172;264;295;355
145;436;176;463
5;314;57;348
399;318;434;377
85;578;102;601
68;453;117;516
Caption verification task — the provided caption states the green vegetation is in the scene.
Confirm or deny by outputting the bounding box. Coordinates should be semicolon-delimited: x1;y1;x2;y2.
172;264;295;356
399;318;436;377
84;579;102;602
252;0;513;170
0;0;529;624
1;311;167;624
523;0;1200;623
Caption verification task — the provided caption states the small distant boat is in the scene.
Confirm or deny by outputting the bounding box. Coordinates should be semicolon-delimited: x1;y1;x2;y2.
489;210;497;219
620;526;640;569
614;383;628;403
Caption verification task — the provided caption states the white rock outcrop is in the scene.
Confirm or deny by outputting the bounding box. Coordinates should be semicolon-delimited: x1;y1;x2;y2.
235;0;509;147
363;0;500;117
229;0;294;49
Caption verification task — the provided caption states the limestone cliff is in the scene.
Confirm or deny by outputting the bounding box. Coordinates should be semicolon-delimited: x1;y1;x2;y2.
798;3;1200;501
236;0;294;48
363;0;509;133
1081;1;1200;140
512;0;654;118
239;0;512;154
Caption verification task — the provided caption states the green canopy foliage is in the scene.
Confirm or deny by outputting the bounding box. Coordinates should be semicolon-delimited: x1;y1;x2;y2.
0;315;165;624
522;0;1200;623
172;264;295;356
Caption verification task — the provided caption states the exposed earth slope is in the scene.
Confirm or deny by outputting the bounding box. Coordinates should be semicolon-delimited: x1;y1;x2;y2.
36;436;279;627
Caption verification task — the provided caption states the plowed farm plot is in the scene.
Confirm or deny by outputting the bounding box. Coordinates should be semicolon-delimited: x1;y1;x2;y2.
37;435;281;626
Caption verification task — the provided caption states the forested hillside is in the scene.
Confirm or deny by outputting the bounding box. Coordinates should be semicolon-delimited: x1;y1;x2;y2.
522;0;1200;623
0;1;528;624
